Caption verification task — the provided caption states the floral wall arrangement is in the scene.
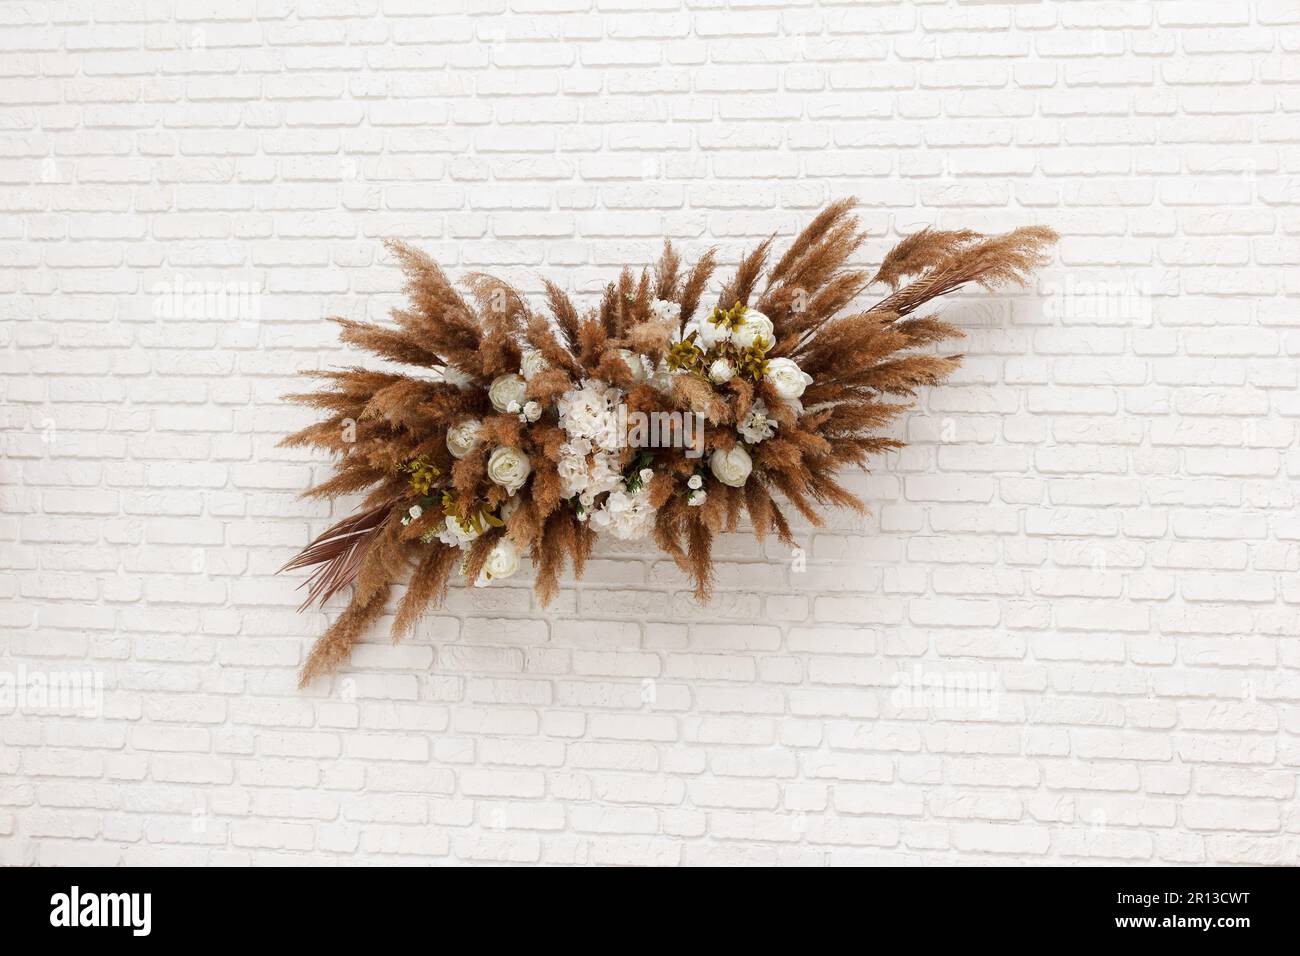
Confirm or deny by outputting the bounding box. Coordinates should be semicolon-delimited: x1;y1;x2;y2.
281;199;1055;686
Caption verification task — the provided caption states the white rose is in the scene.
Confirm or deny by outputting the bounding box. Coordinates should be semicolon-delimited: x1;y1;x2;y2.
709;445;752;488
488;374;527;413
687;489;706;507
522;400;542;423
687;474;703;490
487;445;532;495
708;358;734;384
731;309;774;351
445;418;482;459
520;349;549;380
617;348;649;384
650;298;681;323
765;357;813;400
639;468;654;484
482;537;521;581
408;504;423;520
693;317;729;350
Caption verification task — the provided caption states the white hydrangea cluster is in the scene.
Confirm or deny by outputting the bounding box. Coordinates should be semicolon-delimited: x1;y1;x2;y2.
555;380;656;539
588;480;655;540
556;379;624;500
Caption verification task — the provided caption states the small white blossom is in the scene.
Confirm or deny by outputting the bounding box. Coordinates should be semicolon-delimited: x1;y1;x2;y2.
708;358;735;384
737;398;777;444
687;474;703;490
687;489;706;507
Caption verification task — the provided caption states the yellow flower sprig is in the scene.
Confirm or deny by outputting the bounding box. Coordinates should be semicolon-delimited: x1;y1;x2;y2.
708;302;748;333
403;455;441;496
666;331;704;373
735;345;770;383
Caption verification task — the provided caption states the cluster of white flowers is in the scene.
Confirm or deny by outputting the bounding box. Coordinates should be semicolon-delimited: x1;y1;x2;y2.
556;378;624;502
553;380;657;539
424;298;819;582
686;307;775;353
437;498;522;586
588;478;655;540
686;473;706;507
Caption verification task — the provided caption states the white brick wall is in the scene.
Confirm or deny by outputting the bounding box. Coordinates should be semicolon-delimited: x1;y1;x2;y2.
3;0;1298;866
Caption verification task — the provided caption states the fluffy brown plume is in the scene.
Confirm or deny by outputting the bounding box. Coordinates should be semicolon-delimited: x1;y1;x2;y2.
281;200;1055;685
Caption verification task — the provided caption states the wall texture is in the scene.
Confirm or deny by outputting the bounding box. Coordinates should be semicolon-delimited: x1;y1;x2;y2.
3;0;1299;866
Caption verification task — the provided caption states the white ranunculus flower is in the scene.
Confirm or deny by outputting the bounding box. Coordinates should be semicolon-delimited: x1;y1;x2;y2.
520;349;549;380
445;418;482;459
487;445;531;495
522;400;542;423
708;358;734;384
488;374;527;413
687;474;703;490
731;309;774;351
617;348;649;384
483;537;521;581
765;357;813;400
650;298;681;324
709;445;752;488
